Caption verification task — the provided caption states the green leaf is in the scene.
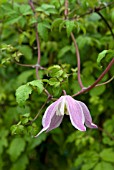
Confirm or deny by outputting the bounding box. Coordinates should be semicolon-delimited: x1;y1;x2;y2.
48;65;63;78
16;85;32;106
59;20;66;32
10;124;25;135
57;45;71;58
36;4;57;15
90;85;106;96
11;154;28;170
65;20;75;37
27;80;43;94
27;133;47;151
51;18;63;29
111;9;114;22
5;16;22;25
18;45;32;60
48;78;60;87
100;148;114;163
97;50;114;66
94;162;114;170
16;70;34;86
19;4;32;15
7;137;26;162
41;4;55;10
38;23;48;41
0;129;8;154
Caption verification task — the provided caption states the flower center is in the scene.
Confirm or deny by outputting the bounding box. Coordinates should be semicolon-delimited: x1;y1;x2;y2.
56;97;69;116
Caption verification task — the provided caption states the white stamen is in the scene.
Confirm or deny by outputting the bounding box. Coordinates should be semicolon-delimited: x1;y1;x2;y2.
56;97;66;116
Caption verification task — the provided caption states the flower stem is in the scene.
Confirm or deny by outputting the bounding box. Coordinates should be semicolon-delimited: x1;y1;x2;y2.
29;0;41;78
71;33;84;89
72;58;114;97
64;0;84;89
75;1;114;19
63;90;67;95
96;76;114;87
64;0;69;19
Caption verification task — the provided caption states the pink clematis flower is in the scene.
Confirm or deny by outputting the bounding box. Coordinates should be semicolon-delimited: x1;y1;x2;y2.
35;95;97;137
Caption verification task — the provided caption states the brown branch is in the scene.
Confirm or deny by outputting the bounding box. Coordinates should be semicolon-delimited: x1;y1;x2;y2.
29;0;41;79
71;33;84;89
64;0;69;19
77;1;114;18
96;76;114;87
72;58;114;97
31;97;51;123
64;0;84;89
15;61;45;69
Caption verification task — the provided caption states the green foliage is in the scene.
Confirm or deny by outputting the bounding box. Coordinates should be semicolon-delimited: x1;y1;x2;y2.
36;3;58;15
100;148;114;163
48;65;63;77
16;80;43;106
0;0;114;170
94;162;114;170
16;85;32;106
65;20;75;37
51;18;63;29
38;22;49;41
7;137;26;161
10;154;28;170
97;49;114;66
57;45;71;58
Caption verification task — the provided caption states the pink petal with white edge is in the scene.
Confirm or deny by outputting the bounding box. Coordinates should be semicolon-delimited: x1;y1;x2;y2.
46;114;64;132
35;97;63;137
66;96;86;131
42;97;63;127
78;101;98;129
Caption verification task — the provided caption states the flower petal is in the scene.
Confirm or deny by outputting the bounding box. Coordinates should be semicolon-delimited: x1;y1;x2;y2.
35;97;63;137
46;114;64;132
66;96;86;131
79;101;98;128
42;97;63;127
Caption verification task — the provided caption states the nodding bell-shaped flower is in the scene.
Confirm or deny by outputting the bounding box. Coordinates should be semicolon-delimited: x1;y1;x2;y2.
35;95;97;137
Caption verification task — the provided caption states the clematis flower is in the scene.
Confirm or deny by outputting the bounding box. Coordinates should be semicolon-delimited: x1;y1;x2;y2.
35;95;97;137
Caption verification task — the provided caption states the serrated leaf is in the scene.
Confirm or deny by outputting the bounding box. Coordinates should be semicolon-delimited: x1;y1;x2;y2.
58;45;71;58
27;80;43;94
7;137;26;162
19;4;32;15
48;65;63;77
48;78;60;87
97;50;114;65
5;15;22;25
59;20;66;32
38;23;48;41
16;85;32;106
51;18;63;29
65;20;75;37
35;7;49;15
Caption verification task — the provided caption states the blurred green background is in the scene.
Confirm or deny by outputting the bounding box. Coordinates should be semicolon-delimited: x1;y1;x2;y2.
0;0;114;169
